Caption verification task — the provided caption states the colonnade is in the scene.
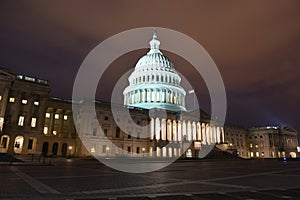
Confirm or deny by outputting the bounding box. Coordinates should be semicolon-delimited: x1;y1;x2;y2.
149;117;224;145
124;88;185;107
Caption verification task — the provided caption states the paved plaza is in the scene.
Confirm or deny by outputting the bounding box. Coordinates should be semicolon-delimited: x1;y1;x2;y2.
1;158;300;200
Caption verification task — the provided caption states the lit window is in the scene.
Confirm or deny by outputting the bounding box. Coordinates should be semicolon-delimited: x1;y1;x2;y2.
9;97;15;103
250;143;253;148
0;117;4;131
256;152;259;157
54;114;59;119
21;99;28;104
63;115;68;120
18;116;24;126
43;127;48;134
0;96;2;101
31;118;36;127
255;144;258;148
34;101;39;106
45;113;50;118
53;130;57;135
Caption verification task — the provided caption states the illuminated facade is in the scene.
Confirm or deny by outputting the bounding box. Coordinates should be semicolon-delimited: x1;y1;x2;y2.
123;30;186;112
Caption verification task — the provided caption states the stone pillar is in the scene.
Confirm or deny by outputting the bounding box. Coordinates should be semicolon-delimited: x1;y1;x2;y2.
172;120;177;142
155;117;160;140
161;118;166;140
167;119;172;141
201;123;206;144
150;118;154;140
192;121;197;141
197;122;201;141
187;121;192;142
177;121;182;142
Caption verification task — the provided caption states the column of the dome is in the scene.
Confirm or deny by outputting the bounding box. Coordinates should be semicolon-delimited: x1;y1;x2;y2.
150;118;154;140
159;90;162;103
142;89;145;103
211;126;215;143
216;126;221;144
182;120;186;141
197;122;201;141
167;119;172;141
221;127;225;143
155;117;160;140
172;120;177;142
202;123;206;144
177;121;182;141
192;121;197;141
206;124;210;145
146;89;150;102
161;118;166;140
210;125;213;144
187;121;192;141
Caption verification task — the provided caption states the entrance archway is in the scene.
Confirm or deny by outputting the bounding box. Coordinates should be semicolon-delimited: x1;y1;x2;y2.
42;142;49;156
0;135;10;153
52;142;58;156
62;143;67;156
14;136;24;154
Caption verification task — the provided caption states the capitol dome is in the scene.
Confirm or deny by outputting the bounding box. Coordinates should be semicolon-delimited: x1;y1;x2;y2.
123;30;186;111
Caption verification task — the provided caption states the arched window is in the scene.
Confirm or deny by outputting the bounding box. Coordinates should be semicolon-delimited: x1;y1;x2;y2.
156;75;159;81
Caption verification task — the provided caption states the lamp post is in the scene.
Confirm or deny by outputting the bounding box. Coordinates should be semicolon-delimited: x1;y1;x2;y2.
68;146;72;159
142;147;145;158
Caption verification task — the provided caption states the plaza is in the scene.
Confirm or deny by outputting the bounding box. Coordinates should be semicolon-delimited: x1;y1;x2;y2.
1;158;300;200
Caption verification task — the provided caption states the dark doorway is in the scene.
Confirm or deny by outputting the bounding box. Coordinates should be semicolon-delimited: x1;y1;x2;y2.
52;142;58;156
61;143;67;156
42;142;49;156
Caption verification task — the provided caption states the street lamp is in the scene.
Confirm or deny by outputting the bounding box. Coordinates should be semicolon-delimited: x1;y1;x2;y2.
106;146;109;158
142;147;145;158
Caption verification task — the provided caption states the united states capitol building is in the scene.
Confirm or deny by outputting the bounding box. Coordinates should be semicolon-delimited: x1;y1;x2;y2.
0;31;298;160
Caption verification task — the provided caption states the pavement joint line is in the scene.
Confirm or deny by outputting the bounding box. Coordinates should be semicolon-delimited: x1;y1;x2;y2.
10;166;60;194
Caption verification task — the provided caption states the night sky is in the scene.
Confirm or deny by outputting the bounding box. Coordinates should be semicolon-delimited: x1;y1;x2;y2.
1;1;300;137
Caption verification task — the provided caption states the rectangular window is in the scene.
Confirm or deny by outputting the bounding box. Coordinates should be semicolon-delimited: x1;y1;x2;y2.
34;101;39;106
136;147;140;154
45;113;51;118
116;127;120;138
54;114;59;119
128;132;131;139
18;116;24;126
53;130;57;135
21;99;28;104
127;146;131;153
63;115;68;120
93;128;97;136
104;116;109;120
27;139;33;150
0;95;2;101
104;128;108;136
31;117;37;127
9;97;15;103
43;127;48;134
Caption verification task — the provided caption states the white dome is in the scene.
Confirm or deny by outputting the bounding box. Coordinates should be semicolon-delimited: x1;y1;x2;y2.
123;30;186;112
